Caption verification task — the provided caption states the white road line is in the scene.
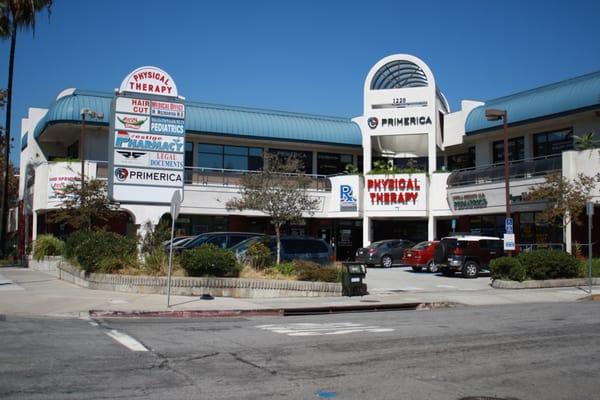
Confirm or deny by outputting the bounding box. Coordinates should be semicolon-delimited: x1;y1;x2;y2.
105;330;148;352
435;284;457;289
257;322;395;336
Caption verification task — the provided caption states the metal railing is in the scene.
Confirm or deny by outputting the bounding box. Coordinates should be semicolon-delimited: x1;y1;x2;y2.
447;154;562;188
184;166;332;192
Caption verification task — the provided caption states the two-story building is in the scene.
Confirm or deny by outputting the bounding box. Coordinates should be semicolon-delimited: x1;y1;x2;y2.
16;54;600;259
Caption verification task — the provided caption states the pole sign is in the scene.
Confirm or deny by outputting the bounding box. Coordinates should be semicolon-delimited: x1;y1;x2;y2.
503;233;516;251
108;66;185;204
505;217;513;234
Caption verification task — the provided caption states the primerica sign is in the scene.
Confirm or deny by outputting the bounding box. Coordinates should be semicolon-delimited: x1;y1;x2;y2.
109;66;185;204
368;115;432;129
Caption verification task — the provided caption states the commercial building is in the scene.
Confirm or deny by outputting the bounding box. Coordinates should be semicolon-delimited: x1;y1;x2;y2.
16;55;600;259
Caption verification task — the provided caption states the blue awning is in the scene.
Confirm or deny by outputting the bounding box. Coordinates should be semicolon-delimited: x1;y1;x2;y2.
466;70;600;135
33;90;362;147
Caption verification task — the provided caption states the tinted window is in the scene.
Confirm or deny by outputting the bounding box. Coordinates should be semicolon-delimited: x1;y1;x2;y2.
230;235;253;247
206;235;227;248
413;241;432;250
283;239;328;254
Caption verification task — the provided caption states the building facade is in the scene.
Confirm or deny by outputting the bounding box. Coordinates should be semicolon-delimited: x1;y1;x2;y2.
16;55;600;259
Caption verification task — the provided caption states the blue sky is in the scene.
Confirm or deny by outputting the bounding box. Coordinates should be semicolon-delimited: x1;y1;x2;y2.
2;0;600;165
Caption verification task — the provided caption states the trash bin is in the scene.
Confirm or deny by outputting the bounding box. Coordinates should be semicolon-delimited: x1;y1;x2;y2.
342;262;368;297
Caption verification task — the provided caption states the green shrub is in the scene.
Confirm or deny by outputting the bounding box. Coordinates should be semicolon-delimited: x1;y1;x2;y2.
64;230;89;260
272;261;295;276
180;244;241;277
66;230;138;273
246;242;273;270
293;260;339;282
96;254;139;274
578;258;600;278
518;250;580;280
490;256;527;282
143;248;168;274
32;234;65;261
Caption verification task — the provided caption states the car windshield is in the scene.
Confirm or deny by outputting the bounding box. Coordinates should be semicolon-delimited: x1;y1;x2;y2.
412;241;432;250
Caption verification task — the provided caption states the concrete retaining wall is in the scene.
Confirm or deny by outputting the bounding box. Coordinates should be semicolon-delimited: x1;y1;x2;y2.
29;256;341;298
492;277;600;289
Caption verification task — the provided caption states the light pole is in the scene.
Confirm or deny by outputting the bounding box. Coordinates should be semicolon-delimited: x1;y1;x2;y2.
485;108;511;239
79;108;104;197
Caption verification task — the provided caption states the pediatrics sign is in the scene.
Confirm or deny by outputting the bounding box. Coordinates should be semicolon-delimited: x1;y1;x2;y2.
109;66;185;204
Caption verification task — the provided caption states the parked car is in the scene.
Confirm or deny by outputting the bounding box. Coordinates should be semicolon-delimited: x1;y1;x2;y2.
231;235;332;265
433;235;508;278
402;241;439;272
355;239;415;268
163;236;194;249
175;232;263;252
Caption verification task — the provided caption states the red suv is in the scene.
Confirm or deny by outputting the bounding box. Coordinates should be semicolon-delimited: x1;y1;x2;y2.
434;235;509;278
402;241;439;272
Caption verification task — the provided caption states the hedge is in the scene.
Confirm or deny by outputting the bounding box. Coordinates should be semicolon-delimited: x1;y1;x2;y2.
180;243;241;277
65;230;138;273
517;250;579;280
490;256;527;282
32;234;65;261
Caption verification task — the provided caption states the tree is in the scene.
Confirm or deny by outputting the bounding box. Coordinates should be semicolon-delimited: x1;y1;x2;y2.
0;0;53;256
226;153;320;264
527;172;600;227
50;178;120;231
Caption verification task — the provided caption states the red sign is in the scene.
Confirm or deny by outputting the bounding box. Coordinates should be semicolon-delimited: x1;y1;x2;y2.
366;177;421;205
119;66;179;97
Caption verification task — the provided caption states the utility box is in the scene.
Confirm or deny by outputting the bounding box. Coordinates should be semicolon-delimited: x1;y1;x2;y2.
342;262;368;297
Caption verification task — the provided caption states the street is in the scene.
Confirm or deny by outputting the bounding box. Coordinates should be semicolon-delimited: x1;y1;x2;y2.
1;302;599;399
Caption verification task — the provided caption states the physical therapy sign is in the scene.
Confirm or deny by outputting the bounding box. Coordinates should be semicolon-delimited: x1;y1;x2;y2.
108;66;185;204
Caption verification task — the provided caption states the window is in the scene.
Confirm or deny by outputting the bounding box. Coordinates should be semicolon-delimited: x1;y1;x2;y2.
317;153;353;175
493;137;524;163
447;147;475;170
533;129;573;157
268;149;313;174
206;235;227;248
197;143;263;171
185;142;194;167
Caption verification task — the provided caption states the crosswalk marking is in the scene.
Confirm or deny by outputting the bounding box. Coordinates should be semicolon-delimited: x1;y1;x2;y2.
256;322;394;336
105;329;148;352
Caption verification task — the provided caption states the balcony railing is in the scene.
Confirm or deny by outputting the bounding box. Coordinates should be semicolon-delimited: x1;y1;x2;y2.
447;154;562;188
184;166;332;192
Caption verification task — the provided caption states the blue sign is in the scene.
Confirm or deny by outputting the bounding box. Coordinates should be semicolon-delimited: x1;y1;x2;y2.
505;218;513;234
340;184;357;211
451;219;456;230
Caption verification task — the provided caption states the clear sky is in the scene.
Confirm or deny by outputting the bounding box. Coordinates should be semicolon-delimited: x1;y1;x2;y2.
2;0;600;165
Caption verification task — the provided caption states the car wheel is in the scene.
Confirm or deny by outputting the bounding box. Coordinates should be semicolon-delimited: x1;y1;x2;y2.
381;255;393;268
427;260;438;273
441;267;454;277
412;266;422;272
462;261;479;279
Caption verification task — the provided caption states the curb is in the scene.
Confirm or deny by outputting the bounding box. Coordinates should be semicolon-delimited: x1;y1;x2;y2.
89;302;457;319
492;277;600;289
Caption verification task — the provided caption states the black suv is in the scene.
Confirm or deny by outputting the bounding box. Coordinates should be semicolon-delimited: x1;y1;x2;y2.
433;235;506;278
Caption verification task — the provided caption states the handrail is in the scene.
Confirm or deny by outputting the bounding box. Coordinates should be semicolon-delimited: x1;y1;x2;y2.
447;154;562;188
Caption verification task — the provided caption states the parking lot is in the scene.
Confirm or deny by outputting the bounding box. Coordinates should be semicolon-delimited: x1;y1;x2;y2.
364;265;493;294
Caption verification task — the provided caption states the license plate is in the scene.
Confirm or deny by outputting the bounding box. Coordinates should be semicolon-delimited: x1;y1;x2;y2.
351;277;360;283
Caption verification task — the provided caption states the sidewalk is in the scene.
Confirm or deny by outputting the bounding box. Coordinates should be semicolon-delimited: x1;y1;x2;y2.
0;267;598;318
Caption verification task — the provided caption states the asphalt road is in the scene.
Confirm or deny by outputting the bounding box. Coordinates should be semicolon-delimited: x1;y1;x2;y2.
365;265;492;294
1;302;599;400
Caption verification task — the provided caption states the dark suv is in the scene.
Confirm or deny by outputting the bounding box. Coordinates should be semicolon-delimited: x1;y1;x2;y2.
175;232;263;251
231;235;332;264
433;235;506;278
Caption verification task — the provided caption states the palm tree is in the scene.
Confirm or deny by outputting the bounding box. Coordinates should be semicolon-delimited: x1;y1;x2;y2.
0;0;52;256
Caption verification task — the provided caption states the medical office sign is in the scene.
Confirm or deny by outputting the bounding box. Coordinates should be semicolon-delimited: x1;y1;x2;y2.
364;173;427;212
108;66;185;204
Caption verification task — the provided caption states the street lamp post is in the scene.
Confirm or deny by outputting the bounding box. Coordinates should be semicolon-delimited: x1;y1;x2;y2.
485;108;511;248
79;108;104;197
